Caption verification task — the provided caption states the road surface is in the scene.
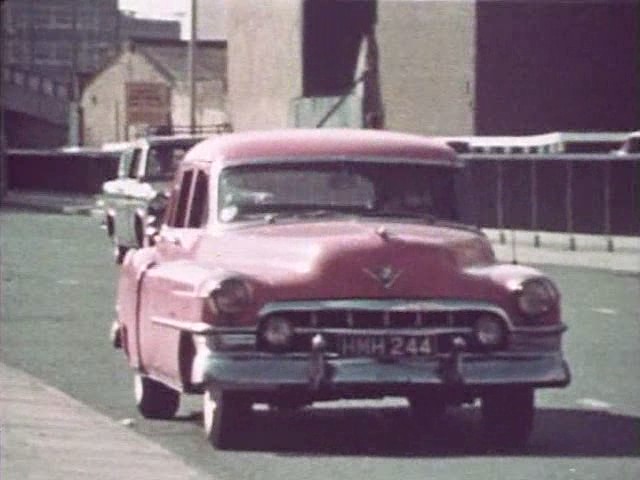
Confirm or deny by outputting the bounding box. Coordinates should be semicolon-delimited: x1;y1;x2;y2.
1;210;639;479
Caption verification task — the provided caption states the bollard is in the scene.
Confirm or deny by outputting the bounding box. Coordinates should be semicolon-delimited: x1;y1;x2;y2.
530;159;541;248
603;160;614;252
566;160;576;251
497;160;505;244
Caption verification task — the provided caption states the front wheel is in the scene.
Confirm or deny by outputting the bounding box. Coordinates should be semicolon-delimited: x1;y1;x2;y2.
203;387;251;449
481;387;535;448
134;374;180;419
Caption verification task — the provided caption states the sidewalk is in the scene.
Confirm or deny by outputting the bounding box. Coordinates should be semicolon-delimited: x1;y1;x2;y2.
484;229;640;273
0;363;204;480
1;190;99;216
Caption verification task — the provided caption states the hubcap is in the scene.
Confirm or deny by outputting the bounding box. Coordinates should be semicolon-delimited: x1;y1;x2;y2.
203;390;218;434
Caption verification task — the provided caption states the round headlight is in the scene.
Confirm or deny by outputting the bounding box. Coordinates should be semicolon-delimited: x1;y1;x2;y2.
211;278;252;314
262;316;294;350
517;278;556;316
474;314;505;348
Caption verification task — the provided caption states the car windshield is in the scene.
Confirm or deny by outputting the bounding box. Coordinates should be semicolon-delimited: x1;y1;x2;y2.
218;160;460;223
144;142;197;180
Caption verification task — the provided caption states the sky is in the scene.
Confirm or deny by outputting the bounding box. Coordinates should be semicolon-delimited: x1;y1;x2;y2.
118;0;225;40
118;0;189;21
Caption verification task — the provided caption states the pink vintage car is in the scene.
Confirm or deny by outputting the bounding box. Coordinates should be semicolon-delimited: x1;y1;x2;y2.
112;129;570;449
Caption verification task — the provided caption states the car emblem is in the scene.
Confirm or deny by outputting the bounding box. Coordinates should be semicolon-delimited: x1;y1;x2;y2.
363;265;403;289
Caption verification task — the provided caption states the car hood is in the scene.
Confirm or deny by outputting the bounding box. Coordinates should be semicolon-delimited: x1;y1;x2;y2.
198;220;499;301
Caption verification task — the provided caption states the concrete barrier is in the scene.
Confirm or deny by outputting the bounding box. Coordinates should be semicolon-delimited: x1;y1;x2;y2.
463;153;640;236
6;149;119;194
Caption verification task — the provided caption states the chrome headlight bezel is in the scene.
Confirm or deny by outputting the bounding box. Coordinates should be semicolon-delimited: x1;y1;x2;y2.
260;315;294;351
474;314;506;348
208;278;253;314
516;278;558;317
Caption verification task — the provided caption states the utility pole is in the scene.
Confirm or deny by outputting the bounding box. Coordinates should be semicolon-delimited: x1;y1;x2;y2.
68;0;81;146
0;1;7;203
187;0;197;134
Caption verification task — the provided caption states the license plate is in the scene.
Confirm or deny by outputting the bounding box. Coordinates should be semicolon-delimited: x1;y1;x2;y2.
337;335;433;357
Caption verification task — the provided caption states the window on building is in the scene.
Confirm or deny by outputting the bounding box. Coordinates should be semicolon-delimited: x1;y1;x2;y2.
32;7;52;28
51;6;72;28
34;42;54;63
55;43;72;63
303;0;377;96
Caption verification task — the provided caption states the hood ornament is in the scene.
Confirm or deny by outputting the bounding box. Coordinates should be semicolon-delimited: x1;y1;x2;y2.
363;265;403;289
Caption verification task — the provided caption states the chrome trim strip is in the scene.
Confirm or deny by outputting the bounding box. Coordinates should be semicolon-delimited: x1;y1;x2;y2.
295;327;473;336
511;324;568;335
218;334;256;347
222;155;463;169
151;316;255;335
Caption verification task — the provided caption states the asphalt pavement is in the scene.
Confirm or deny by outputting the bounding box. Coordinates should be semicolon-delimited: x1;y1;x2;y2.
1;191;638;479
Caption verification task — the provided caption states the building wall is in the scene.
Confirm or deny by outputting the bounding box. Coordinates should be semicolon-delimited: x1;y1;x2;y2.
80;50;169;146
224;0;638;136
172;79;229;130
376;0;475;136
475;1;640;135
120;15;181;41
81;48;228;146
2;0;120;80
226;0;303;131
195;0;226;40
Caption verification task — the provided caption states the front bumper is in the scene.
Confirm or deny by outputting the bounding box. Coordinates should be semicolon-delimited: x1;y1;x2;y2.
193;349;571;396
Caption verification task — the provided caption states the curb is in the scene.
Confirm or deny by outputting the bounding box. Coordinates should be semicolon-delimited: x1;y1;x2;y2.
1;199;99;217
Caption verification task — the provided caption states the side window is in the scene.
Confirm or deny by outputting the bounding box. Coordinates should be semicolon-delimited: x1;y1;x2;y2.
170;170;194;228
188;171;209;228
128;149;142;179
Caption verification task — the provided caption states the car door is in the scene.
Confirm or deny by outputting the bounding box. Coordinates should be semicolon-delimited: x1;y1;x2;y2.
137;167;209;388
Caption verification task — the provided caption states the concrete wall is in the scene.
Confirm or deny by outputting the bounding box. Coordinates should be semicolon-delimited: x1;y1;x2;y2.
195;0;226;40
81;50;169;147
376;0;475;136
172;79;228;130
475;1;640;135
226;0;303;131
225;0;475;135
7;150;119;193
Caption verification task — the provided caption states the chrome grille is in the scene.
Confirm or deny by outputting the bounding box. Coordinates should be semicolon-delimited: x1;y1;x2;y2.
257;306;506;355
274;309;481;330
